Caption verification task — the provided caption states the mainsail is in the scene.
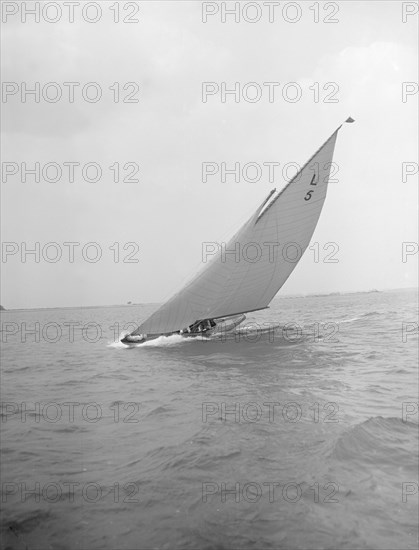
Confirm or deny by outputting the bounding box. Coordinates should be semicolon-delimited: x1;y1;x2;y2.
132;120;352;336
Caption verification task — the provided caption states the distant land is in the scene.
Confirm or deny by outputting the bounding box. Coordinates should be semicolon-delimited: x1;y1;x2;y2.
1;287;417;312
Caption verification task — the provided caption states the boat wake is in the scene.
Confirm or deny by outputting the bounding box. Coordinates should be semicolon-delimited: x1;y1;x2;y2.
110;323;309;349
138;334;200;347
339;311;383;324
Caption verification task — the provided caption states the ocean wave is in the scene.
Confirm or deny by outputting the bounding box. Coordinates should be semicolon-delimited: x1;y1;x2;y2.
331;416;418;467
2;509;52;536
145;405;173;418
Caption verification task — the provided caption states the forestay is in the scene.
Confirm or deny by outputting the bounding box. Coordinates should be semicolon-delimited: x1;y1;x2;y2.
132;125;345;336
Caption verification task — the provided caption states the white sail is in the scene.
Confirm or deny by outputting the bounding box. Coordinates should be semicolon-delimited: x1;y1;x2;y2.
132;123;348;336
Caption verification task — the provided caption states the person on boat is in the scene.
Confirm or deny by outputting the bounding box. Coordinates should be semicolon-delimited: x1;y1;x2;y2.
189;320;212;333
188;321;199;333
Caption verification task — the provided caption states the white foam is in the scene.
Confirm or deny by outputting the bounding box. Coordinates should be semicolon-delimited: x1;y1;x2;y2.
140;334;192;347
107;339;129;348
339;316;362;324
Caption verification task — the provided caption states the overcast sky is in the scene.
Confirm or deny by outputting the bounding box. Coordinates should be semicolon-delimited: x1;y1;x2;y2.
1;0;418;309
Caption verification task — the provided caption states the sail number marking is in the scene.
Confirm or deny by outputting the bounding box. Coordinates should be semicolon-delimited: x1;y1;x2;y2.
303;162;339;201
304;173;317;201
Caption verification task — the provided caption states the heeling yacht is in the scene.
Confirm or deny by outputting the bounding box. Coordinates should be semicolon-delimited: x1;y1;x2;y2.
121;118;354;345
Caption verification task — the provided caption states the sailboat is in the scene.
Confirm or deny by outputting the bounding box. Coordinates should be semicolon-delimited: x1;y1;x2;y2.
121;118;354;345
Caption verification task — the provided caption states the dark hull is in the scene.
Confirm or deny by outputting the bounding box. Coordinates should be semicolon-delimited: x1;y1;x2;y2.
120;330;211;346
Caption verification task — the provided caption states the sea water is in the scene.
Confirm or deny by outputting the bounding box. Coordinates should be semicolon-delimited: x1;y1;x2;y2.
1;289;418;549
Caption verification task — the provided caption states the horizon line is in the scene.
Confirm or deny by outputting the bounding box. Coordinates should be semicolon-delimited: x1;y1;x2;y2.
1;286;417;312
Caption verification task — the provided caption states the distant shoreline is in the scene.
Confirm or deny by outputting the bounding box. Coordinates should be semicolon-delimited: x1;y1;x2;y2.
1;287;417;312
